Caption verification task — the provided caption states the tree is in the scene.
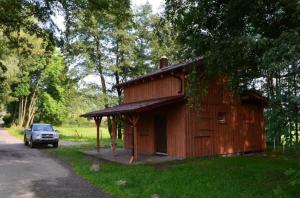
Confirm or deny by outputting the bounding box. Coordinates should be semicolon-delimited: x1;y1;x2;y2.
0;33;10;111
62;0;132;136
35;50;70;126
165;0;300;146
132;3;182;73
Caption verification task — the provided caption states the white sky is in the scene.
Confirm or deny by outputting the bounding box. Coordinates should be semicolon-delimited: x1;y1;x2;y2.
132;0;164;13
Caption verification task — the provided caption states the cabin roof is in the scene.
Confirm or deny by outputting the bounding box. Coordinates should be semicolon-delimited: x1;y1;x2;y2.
240;90;269;107
80;95;185;118
114;56;204;88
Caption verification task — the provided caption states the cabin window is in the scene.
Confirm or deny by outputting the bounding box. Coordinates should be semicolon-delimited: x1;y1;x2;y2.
217;112;226;124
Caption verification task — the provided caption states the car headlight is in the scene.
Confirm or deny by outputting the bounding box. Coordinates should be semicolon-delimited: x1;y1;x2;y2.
34;133;41;139
54;133;59;138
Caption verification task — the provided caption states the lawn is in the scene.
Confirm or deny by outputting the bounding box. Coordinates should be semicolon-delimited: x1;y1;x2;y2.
6;127;24;140
48;145;300;198
6;125;123;148
55;125;123;147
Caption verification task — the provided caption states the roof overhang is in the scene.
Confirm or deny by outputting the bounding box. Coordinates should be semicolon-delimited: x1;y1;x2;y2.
240;90;269;107
80;95;186;118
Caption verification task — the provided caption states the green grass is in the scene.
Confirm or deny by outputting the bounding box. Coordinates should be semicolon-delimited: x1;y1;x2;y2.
6;127;23;140
6;125;123;147
48;145;300;198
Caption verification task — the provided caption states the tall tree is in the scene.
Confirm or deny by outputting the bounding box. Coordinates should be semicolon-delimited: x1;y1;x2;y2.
165;0;300;146
36;50;70;126
62;0;131;136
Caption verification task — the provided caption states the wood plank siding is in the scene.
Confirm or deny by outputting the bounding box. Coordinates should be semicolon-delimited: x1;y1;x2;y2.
123;72;266;158
185;78;266;157
124;104;186;158
123;73;183;103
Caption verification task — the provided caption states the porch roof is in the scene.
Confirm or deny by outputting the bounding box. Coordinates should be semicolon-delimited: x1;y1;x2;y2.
80;95;185;118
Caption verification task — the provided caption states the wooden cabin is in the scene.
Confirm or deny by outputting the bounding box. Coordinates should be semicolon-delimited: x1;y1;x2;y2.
81;57;268;163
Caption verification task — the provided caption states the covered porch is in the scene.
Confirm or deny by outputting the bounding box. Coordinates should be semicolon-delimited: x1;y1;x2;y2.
82;148;182;165
80;95;185;164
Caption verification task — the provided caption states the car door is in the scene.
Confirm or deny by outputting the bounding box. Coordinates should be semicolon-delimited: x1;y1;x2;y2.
26;125;33;140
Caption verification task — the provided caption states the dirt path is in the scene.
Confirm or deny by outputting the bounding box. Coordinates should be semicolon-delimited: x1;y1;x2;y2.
0;128;113;198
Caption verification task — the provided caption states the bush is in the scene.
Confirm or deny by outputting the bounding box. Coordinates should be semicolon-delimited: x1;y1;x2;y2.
3;114;14;127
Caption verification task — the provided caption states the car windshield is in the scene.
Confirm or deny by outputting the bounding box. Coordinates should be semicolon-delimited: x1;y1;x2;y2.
32;125;53;132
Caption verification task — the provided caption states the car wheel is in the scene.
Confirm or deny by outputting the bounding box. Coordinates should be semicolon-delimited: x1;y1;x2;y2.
24;136;28;146
29;137;35;148
53;142;58;148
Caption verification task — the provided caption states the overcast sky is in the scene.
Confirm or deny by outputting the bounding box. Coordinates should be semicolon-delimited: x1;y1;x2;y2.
132;0;164;13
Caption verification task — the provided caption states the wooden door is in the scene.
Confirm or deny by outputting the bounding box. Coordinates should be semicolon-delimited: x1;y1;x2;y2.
155;114;167;154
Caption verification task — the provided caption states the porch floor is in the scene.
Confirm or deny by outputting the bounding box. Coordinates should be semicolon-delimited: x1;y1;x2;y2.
82;148;182;165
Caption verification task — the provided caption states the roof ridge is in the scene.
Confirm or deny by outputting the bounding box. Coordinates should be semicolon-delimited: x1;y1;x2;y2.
113;56;204;88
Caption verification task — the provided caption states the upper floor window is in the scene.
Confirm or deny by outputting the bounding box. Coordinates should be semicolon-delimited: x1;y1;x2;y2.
217;112;227;124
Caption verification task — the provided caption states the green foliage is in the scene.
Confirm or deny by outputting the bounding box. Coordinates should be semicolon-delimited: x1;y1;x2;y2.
13;75;31;97
165;0;300;145
0;0;57;47
0;62;8;108
0;32;12;110
6;127;23;140
39;92;65;125
187;63;208;107
2;113;14;127
132;3;181;74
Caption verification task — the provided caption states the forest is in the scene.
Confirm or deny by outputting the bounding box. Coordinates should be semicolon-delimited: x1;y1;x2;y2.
0;0;299;149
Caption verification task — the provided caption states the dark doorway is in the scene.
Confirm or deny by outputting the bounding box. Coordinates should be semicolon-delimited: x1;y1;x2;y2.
155;114;167;154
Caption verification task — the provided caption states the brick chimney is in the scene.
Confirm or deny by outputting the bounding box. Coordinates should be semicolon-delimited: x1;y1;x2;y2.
159;56;168;69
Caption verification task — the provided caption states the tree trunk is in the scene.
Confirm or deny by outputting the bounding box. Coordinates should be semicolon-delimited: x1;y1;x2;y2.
95;38;112;137
114;41;123;139
289;122;293;147
25;91;37;128
18;97;23;127
115;71;123;139
18;96;28;128
296;122;298;144
293;72;298;144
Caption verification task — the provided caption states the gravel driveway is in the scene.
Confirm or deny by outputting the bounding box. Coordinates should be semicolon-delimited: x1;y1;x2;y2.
0;128;113;198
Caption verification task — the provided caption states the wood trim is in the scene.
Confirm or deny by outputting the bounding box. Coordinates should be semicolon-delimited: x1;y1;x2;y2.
94;116;102;152
127;114;140;163
112;116;117;156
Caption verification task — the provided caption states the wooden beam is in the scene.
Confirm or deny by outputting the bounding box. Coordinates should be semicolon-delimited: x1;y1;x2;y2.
133;119;138;161
128;114;139;163
94;116;102;152
112;116;117;156
129;125;134;164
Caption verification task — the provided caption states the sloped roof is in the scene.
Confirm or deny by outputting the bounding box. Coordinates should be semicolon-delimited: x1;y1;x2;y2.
114;56;204;88
240;90;269;107
80;95;185;118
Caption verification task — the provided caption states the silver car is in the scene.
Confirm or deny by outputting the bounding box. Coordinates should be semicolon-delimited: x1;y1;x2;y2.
24;123;59;148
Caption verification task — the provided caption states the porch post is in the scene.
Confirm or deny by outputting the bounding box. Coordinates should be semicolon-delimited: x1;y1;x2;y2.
94;116;102;152
129;114;139;163
133;120;138;160
112;116;117;156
